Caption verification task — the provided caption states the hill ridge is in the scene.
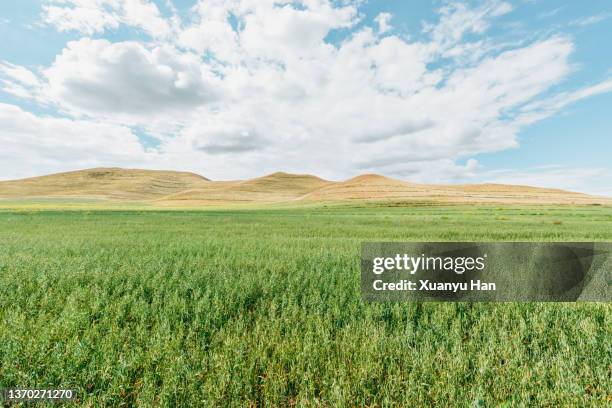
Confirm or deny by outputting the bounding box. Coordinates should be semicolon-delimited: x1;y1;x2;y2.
0;167;608;206
0;167;210;201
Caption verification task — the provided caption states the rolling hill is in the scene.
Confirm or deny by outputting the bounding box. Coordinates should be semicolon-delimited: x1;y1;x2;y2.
0;168;210;201
298;174;607;205
157;172;333;206
0;167;608;206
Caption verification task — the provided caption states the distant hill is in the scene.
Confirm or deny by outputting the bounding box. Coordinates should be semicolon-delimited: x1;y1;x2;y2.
299;174;426;202
298;174;602;205
158;172;333;205
0;167;608;206
0;168;209;201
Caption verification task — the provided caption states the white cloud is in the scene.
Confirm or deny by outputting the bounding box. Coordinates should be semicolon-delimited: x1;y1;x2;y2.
43;0;120;35
237;1;357;62
538;7;564;19
0;0;610;191
374;12;392;34
423;0;513;56
177;0;239;60
480;166;612;196
362;158;481;184
44;38;220;116
0;103;152;180
570;12;611;28
42;0;174;38
518;78;612;125
0;62;43;99
0;62;41;88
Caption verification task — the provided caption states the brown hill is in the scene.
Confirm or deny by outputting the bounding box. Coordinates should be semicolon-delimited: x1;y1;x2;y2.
299;174;428;202
157;172;333;206
0;168;210;201
300;175;606;205
0;168;608;206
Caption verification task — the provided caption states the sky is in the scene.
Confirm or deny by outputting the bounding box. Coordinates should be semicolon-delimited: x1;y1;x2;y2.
0;0;611;195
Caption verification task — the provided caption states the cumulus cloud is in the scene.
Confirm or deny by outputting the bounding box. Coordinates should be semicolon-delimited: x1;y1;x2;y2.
0;0;611;189
44;38;219;115
0;103;151;180
238;1;357;61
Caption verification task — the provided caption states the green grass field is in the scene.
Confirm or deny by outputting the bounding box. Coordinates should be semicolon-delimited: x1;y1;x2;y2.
0;205;611;406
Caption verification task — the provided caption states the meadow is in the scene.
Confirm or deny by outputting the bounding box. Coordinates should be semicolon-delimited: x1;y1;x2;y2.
0;205;610;406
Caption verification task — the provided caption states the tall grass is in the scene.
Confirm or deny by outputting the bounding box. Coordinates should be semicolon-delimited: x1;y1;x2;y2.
0;206;610;406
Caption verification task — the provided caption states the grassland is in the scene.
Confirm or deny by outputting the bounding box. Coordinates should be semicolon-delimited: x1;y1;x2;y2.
0;205;611;406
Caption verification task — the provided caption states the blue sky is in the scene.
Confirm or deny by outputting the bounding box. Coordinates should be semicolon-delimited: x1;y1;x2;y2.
0;0;611;194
